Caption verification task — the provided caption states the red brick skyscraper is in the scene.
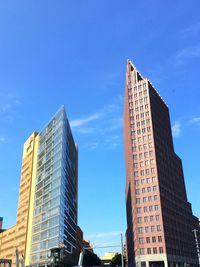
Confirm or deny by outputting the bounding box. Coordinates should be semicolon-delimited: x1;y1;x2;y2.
124;60;199;267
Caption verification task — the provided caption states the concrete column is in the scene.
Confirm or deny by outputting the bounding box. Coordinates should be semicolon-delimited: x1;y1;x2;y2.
164;259;169;267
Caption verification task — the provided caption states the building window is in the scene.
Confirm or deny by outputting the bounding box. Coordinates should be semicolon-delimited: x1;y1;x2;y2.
144;206;148;212
143;197;147;203
145;227;149;233
146;178;151;183
134;171;139;177
158;236;162;242
141;179;145;184
144;216;148;222
140;161;144;167
149;205;153;211
137;217;142;223
136;198;140;204
137;208;141;214
159;247;163;253
155;205;159;211
138;145;142;150
141;170;145;176
147;248;151;254
156;215;159;221
150;216;154;221
157;225;161;231
148;196;152;201
139;238;144;244
153;186;157;191
150;159;154;164
142;188;146;193
149;151;153;156
133;163;138;168
140;248;145;255
144;144;148;150
138;227;143;233
133;154;137;160
135;180;139;186
152;176;156;182
136;189;140;195
147;186;151;192
151;226;155;232
154;195;158;201
152;236;156;243
133;147;137;152
153;247;157;254
146;169;150;175
146;237;150;243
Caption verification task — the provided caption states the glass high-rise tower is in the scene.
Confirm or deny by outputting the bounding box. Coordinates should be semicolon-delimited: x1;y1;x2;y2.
0;106;78;267
29;106;78;266
124;60;199;267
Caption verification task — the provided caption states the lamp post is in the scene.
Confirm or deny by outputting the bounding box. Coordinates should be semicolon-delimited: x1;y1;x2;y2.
192;229;200;267
121;233;124;267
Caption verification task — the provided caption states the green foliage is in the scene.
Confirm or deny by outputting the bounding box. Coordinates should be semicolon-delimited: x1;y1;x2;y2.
82;250;102;266
110;253;125;267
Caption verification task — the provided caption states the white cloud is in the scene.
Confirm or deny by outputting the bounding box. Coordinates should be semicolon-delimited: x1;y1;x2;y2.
71;96;123;150
0;136;5;142
70;113;102;128
182;22;200;38
190;117;200;124
172;122;181;137
87;231;123;239
77;127;96;134
175;45;200;64
86;142;99;150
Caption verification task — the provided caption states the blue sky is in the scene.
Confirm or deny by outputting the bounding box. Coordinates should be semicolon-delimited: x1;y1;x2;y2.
0;0;200;256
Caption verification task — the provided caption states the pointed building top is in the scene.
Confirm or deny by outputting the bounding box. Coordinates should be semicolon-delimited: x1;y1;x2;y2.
126;59;144;83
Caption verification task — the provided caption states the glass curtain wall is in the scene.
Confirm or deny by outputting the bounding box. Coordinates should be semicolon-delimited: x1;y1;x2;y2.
30;107;78;266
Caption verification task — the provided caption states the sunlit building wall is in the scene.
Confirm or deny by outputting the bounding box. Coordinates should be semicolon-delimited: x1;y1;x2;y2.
124;60;199;267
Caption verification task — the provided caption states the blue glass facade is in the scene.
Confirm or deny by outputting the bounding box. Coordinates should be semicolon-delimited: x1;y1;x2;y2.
30;107;78;265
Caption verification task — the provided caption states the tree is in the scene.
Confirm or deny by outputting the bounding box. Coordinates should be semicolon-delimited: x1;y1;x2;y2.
110;253;125;267
82;250;102;266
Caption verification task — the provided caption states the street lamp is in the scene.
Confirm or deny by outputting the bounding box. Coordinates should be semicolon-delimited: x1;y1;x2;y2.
121;233;124;267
